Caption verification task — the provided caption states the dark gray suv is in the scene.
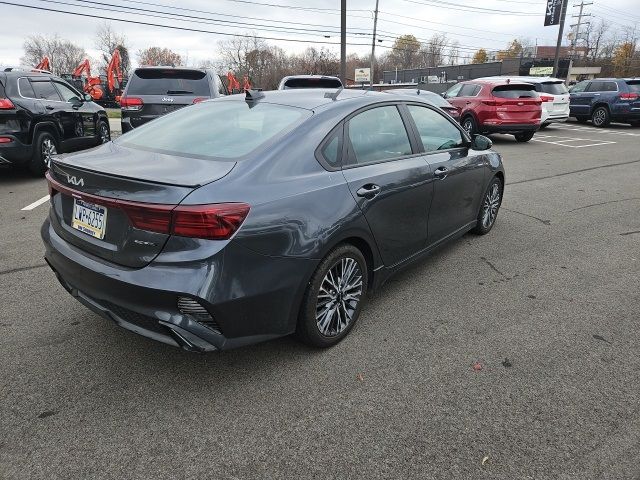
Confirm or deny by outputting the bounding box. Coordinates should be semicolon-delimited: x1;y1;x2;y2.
119;67;228;133
42;89;504;352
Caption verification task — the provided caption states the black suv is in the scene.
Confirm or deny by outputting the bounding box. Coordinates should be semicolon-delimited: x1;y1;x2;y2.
119;67;228;133
0;69;110;175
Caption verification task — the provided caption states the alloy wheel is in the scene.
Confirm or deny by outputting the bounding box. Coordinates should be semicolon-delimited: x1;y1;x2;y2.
315;257;363;337
593;109;606;126
42;138;57;168
482;182;501;229
100;123;110;143
463;118;474;134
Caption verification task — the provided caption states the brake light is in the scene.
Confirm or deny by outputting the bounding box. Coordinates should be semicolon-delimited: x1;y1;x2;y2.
620;93;639;100
0;98;15;109
119;201;174;234
540;95;554;102
0;136;13;143
120;97;143;111
172;204;250;240
192;97;208;104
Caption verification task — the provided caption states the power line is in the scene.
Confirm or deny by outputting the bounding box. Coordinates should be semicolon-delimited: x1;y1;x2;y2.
397;0;540;16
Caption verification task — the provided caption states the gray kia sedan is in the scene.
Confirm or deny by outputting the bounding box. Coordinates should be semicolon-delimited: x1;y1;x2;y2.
42;89;505;352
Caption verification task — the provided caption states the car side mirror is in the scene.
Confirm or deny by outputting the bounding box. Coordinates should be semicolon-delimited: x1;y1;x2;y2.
471;134;492;151
83;93;92;102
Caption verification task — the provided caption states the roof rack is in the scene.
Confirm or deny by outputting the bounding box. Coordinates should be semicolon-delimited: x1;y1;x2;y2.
2;66;52;74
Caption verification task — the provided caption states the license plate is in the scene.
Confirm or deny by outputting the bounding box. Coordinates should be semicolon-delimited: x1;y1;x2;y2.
72;198;107;239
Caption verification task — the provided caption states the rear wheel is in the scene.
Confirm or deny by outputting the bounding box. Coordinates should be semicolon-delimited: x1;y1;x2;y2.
28;131;58;176
296;244;368;348
472;176;503;235
591;106;610;127
98;120;110;144
514;131;535;143
630;121;640;127
462;116;477;136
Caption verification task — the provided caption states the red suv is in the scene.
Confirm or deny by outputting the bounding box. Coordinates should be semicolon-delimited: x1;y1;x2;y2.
444;79;542;142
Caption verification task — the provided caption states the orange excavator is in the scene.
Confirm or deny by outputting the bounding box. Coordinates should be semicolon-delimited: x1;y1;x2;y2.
226;72;252;94
34;56;51;72
63;49;125;107
69;58;105;101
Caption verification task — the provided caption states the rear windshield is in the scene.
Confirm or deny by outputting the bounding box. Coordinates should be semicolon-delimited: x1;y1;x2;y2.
492;84;537;98
626;81;640;93
118;100;309;160
127;69;210;96
540;81;568;95
284;78;342;89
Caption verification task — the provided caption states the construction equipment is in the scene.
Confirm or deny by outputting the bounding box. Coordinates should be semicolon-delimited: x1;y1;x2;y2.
67;58;105;102
61;49;125;107
34;56;51;72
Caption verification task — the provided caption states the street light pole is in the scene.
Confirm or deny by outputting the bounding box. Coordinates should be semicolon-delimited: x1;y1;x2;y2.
553;0;568;78
369;0;380;87
340;0;346;84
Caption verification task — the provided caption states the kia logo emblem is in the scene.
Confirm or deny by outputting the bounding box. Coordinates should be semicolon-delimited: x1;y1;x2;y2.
65;174;84;186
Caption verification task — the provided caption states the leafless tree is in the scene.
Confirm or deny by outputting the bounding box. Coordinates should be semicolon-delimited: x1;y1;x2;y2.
22;34;87;74
419;34;448;67
583;20;610;61
94;22;131;77
137;47;183;67
447;41;460;65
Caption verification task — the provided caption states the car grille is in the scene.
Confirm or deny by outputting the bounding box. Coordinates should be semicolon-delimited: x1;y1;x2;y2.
102;301;169;335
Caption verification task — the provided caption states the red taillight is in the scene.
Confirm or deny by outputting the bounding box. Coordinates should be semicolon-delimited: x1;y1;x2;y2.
172;203;250;240
540;95;554;103
620;93;639;100
192;97;208;104
0;136;13;143
0;98;15;109
119;201;174;234
120;96;143;111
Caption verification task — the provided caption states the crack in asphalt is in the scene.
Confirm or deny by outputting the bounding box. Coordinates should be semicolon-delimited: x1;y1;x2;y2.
568;198;640;212
0;264;48;276
480;256;507;278
503;208;551;225
508;158;640;186
620;230;640;236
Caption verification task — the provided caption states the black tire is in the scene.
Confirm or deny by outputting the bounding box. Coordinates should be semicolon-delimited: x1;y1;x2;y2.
97;120;111;144
575;116;589;123
539;122;550;130
591;106;610;128
472;176;503;235
514;131;535;143
630;121;640;128
461;115;477;136
28;131;58;176
296;244;368;348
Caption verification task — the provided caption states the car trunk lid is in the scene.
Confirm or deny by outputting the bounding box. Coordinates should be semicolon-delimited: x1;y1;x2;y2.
490;84;541;121
47;145;236;268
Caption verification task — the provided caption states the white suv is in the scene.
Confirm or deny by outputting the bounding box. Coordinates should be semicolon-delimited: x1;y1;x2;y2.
478;76;570;128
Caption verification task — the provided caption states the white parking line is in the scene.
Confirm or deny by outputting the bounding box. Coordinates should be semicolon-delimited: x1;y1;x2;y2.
21;195;50;211
552;124;640;137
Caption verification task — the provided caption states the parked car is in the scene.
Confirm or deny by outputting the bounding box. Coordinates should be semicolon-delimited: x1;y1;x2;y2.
477;76;569;128
0;68;110;176
42;89;504;352
278;75;343;90
444;79;542;142
119;66;228;133
569;78;640;127
384;88;460;121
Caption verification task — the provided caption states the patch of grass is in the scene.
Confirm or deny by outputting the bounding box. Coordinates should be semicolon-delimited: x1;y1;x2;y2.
106;108;121;119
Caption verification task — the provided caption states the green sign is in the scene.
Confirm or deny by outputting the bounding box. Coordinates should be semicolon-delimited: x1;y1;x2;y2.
529;66;554;76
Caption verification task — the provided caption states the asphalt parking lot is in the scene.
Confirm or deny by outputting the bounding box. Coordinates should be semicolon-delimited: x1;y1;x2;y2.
1;121;639;479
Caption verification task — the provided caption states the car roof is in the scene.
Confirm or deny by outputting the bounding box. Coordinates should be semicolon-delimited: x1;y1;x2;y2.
134;66;210;72
280;75;341;81
214;88;427;111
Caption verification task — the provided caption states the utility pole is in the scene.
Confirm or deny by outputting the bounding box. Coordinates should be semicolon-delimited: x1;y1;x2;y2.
369;0;380;88
566;1;592;82
552;0;568;78
340;0;346;84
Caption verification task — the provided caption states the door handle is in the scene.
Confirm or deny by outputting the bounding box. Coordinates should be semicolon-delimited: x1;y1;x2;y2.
434;167;448;179
466;101;471;105
593;93;600;96
45;105;55;110
356;184;381;199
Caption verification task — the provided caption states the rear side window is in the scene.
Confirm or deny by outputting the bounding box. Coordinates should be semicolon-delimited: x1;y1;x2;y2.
407;105;464;152
18;78;36;98
31;81;62;101
347;106;412;164
284;78;342;89
492;84;537;98
118;101;309;160
459;84;480;97
319;128;343;168
127;69;211;96
540;82;568;95
625;81;640;93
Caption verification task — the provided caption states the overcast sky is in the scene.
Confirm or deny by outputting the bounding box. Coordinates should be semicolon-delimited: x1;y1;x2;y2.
0;0;637;68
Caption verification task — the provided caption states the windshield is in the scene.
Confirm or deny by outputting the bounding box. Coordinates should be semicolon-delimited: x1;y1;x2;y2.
283;78;342;89
118;100;309;160
127;69;211;96
540;82;568;95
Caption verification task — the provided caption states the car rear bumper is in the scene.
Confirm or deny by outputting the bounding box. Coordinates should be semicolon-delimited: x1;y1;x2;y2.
42;217;316;351
0;136;32;165
482;123;539;133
